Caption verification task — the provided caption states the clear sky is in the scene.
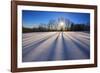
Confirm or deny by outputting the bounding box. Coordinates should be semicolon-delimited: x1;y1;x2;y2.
22;10;90;28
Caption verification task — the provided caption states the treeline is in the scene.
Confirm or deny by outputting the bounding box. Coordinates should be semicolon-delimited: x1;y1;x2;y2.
23;26;59;33
23;17;90;33
69;24;90;31
22;27;33;33
22;24;90;33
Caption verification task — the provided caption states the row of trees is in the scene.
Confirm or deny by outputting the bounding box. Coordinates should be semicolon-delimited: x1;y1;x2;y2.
23;18;90;33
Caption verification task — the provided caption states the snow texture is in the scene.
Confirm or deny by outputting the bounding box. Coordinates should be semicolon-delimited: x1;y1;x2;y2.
22;32;90;62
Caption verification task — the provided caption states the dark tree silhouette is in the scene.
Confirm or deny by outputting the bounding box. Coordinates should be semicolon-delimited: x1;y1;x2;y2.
22;17;90;33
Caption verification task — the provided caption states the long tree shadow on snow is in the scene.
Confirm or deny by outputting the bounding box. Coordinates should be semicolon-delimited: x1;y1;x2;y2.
64;33;90;59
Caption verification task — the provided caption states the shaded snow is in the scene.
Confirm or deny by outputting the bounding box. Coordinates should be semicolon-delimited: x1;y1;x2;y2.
22;32;90;62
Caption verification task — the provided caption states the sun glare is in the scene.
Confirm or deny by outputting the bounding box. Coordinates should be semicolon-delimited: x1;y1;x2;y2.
58;21;65;31
60;22;64;26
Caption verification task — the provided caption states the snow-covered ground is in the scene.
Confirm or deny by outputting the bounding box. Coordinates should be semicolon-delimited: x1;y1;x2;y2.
22;32;90;62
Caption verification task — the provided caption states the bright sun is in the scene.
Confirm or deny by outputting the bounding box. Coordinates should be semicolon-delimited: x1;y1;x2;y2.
60;21;64;27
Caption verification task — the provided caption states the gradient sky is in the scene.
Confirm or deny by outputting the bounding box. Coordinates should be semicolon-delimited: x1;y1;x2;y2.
22;10;90;28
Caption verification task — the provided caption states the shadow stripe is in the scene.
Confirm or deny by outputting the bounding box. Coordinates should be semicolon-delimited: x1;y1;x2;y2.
64;33;90;59
68;32;90;47
47;32;60;61
23;32;56;48
22;32;57;58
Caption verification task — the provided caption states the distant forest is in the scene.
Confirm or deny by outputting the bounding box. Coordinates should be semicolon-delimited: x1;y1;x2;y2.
23;18;90;33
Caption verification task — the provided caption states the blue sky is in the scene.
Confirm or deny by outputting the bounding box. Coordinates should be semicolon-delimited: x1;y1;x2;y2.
22;10;90;28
